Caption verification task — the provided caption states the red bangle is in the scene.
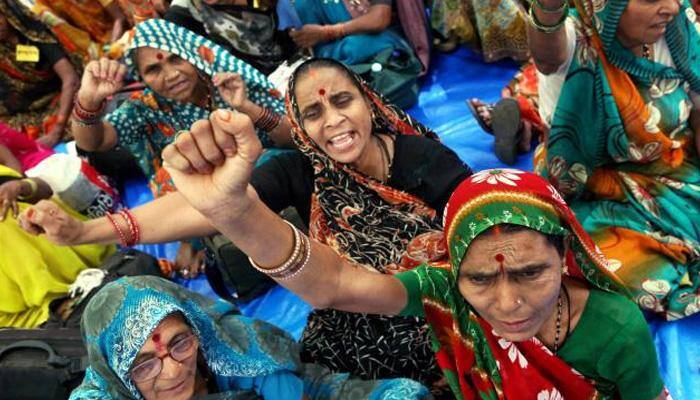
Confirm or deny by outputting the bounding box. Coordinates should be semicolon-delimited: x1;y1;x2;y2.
119;209;140;246
106;213;128;247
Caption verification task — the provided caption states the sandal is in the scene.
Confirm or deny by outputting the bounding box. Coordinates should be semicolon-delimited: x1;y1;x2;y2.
490;98;522;165
467;98;495;134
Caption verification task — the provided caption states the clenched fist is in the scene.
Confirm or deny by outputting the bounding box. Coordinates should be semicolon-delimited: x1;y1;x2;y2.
162;109;262;222
77;58;128;110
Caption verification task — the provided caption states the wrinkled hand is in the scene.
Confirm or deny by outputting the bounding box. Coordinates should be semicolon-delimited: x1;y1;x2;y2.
290;24;325;48
162;109;262;222
18;200;84;245
0;180;24;221
77;58;128;110
213;73;248;110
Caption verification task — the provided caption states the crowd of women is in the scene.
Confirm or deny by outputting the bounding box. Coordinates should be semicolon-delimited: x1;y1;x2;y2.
0;0;698;399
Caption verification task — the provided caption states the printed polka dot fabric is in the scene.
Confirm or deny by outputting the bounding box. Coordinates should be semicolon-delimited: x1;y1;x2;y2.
105;19;283;196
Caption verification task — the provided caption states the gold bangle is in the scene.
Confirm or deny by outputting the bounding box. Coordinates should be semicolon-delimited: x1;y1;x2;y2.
17;178;38;200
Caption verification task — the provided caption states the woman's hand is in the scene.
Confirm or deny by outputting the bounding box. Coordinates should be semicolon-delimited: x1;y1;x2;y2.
0;180;24;221
162;109;262;222
213;73;248;110
290;24;326;48
77;58;128;110
37;124;63;148
17;200;85;245
175;241;206;279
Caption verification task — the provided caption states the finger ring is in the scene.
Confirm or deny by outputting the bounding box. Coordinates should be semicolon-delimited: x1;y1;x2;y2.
175;130;189;140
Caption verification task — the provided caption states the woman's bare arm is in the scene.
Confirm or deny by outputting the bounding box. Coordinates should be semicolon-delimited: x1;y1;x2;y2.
161;110;409;315
0;144;23;173
527;0;570;75
21;191;217;246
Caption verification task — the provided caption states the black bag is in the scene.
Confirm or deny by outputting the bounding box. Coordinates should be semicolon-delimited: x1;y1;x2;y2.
43;248;163;329
203;207;306;302
0;328;86;400
203;234;277;302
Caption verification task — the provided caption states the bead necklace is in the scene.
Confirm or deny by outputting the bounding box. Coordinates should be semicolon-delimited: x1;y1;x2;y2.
553;284;571;354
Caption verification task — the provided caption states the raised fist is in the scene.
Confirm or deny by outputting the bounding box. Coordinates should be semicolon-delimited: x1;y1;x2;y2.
77;58;128;110
162;109;262;222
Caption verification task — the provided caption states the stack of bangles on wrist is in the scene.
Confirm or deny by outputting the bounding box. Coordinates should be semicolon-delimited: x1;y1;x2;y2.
254;107;282;132
529;0;569;33
71;96;105;127
249;220;311;280
323;23;346;42
106;209;141;247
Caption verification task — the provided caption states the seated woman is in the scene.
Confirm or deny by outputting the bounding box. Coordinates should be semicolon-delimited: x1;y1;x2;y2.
72;18;293;198
156;113;668;399
290;0;424;108
24;58;472;395
69;275;430;399
165;0;296;75
0;122;121;219
0;162;114;328
32;0;128;45
530;0;700;318
430;0;529;62
0;0;80;148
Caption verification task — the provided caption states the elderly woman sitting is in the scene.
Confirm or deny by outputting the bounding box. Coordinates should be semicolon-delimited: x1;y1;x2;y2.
153;107;668;399
69;275;430;399
290;0;424;108
530;0;700;319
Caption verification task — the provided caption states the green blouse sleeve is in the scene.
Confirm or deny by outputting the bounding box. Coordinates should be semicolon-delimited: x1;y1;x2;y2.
596;303;664;400
395;269;426;318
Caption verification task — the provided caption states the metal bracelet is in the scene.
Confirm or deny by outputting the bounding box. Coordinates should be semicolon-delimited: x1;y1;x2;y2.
528;3;569;34
532;0;567;14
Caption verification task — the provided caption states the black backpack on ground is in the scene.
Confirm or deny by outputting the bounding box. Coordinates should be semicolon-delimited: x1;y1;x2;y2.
0;249;162;399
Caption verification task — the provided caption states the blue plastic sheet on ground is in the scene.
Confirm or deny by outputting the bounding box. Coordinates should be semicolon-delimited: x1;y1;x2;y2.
118;47;697;398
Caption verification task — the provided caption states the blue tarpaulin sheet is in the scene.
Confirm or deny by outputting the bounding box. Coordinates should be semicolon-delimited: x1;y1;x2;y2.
118;47;697;399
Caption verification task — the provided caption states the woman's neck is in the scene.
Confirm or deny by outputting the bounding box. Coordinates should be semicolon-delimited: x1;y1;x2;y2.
617;34;647;58
535;277;590;351
351;134;392;181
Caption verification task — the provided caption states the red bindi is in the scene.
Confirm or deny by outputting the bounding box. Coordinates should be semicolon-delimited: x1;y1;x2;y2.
152;333;166;352
318;88;326;96
495;253;505;274
156;52;164;60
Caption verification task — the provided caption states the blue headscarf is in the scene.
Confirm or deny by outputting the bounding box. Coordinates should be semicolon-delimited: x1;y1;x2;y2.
70;276;432;400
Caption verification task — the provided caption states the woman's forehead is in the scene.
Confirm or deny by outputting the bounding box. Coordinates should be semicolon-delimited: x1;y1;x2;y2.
463;229;551;263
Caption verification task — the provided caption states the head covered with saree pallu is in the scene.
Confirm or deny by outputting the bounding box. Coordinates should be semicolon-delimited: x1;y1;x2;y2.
285;57;443;276
107;18;284;197
539;0;700;319
69;276;431;400
283;57;445;385
541;0;700;197
408;169;628;400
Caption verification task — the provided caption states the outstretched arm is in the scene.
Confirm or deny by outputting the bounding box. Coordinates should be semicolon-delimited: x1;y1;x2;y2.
19;191;217;246
161;109;408;314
